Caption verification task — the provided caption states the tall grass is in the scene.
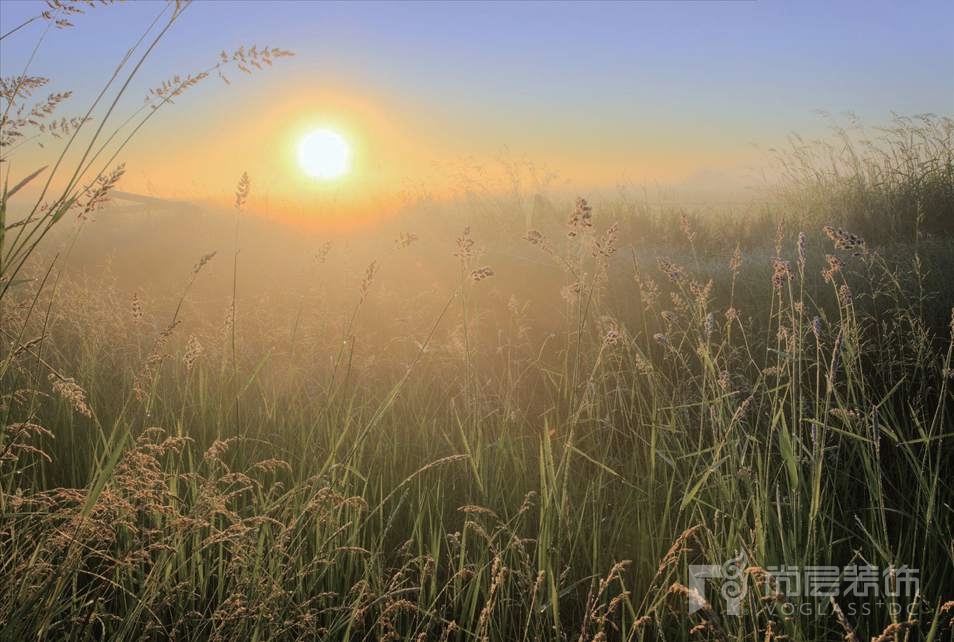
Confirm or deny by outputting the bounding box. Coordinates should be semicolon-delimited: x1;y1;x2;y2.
2;176;952;640
1;4;953;641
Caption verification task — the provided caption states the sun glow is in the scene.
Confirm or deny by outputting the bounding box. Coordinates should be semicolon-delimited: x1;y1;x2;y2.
298;129;350;179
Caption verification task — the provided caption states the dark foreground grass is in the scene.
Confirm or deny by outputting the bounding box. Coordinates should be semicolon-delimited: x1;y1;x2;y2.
1;194;953;640
1;4;952;637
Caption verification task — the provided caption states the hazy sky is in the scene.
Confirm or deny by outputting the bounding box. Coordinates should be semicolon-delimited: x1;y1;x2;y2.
2;0;952;219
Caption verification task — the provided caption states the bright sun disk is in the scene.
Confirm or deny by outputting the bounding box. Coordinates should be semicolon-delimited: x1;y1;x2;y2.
298;129;350;179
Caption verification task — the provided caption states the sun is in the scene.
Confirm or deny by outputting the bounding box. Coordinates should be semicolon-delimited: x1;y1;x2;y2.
298;129;350;179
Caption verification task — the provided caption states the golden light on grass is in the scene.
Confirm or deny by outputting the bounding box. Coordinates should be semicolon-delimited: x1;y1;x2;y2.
3;0;952;634
297;128;350;179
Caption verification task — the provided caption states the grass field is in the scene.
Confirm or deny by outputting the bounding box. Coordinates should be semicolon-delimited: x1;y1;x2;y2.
2;3;953;640
3;122;954;639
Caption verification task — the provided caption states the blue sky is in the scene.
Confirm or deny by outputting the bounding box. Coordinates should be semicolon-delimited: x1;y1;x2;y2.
2;0;952;200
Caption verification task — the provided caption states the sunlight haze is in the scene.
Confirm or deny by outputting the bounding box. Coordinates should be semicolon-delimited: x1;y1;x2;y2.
1;2;953;639
2;0;951;224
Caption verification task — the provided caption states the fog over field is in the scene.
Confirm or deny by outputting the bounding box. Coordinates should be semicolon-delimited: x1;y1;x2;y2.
1;1;953;640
